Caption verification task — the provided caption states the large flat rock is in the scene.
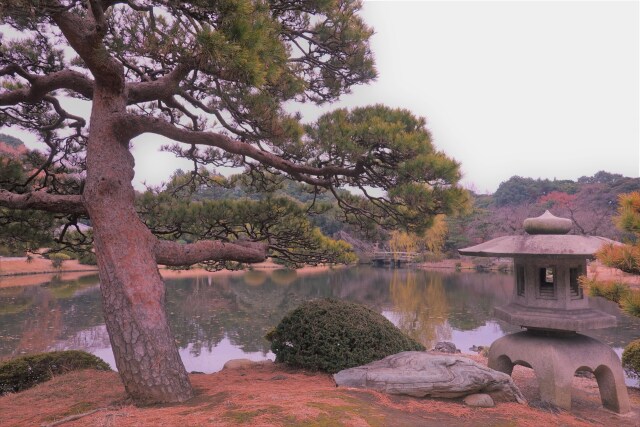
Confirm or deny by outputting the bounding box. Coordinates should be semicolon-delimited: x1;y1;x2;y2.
333;351;525;403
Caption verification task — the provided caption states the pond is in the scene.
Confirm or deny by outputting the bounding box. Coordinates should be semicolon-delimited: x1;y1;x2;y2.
1;266;638;385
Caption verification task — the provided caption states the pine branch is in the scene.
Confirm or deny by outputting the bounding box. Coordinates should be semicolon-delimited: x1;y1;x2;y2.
154;239;267;266
0;190;86;215
0;68;94;105
118;114;364;186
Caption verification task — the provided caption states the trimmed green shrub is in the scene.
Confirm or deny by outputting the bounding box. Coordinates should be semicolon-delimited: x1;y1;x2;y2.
78;252;98;265
266;298;425;373
48;253;71;269
0;350;111;394
622;339;640;379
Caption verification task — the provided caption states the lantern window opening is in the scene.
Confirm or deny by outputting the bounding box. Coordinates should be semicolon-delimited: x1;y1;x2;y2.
570;266;583;300
516;265;525;297
538;266;556;299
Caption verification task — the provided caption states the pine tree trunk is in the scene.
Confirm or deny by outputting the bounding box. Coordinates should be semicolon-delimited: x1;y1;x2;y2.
83;88;193;404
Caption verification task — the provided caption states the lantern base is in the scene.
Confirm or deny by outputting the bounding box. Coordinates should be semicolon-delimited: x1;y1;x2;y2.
488;331;630;414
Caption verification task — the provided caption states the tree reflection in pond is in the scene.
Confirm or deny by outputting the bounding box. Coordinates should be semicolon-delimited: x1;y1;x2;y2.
0;275;101;360
389;270;451;346
1;267;639;383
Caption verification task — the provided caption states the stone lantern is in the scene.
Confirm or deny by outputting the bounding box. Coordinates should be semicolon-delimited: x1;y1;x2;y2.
459;211;630;413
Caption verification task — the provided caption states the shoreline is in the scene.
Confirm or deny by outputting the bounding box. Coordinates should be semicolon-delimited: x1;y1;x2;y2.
0;257;341;288
2;256;639;291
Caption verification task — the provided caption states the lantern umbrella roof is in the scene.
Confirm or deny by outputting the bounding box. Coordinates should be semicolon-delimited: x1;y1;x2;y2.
458;234;618;258
458;210;619;258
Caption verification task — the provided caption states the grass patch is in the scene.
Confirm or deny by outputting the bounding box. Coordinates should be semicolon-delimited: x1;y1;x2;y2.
64;401;95;416
307;401;385;427
177;391;231;414
41;402;95;423
222;409;265;423
222;405;282;423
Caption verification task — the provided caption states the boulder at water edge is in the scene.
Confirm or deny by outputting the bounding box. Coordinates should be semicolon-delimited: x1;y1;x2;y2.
333;351;525;403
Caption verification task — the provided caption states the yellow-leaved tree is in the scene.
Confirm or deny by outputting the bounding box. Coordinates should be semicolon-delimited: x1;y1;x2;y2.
388;214;448;259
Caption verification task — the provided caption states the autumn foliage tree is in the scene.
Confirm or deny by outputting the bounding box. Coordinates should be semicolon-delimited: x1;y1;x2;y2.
0;0;466;404
597;192;640;274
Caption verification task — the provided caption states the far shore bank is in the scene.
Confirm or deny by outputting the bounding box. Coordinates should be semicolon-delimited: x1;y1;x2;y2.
2;255;639;290
0;257;341;288
416;258;640;290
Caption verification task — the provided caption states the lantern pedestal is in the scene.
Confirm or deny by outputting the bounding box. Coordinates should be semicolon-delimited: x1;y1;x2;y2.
488;331;630;413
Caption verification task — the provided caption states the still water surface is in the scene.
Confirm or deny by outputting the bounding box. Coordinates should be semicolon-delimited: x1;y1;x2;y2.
1;267;638;384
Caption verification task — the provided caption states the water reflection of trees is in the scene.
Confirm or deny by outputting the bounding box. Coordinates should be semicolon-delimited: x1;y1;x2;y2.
389;270;451;347
3;268;639;366
0;268;543;362
443;272;512;332
0;274;102;360
165;269;372;356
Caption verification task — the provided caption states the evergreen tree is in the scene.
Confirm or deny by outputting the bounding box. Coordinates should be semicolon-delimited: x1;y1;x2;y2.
0;1;466;403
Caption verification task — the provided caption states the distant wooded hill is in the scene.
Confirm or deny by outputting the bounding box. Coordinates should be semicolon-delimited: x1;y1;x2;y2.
445;171;640;255
179;169;640;256
0;134;25;148
0;134;27;158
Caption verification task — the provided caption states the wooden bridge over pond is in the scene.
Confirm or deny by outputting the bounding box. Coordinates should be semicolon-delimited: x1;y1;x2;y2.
371;251;420;267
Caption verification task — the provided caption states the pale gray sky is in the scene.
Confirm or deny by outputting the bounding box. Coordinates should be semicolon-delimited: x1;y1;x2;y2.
291;0;640;193
7;1;640;193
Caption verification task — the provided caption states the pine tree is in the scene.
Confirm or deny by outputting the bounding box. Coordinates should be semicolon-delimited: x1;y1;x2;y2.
0;0;466;403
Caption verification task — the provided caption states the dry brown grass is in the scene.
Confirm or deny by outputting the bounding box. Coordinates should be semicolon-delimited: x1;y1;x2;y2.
1;358;638;427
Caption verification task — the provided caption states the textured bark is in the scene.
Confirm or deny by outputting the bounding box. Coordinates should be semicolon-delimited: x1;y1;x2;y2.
83;87;193;404
40;7;196;404
0;190;86;215
155;240;267;266
0;67;94;105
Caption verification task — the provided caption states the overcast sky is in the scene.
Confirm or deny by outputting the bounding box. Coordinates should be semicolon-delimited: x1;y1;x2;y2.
8;1;640;193
289;0;640;193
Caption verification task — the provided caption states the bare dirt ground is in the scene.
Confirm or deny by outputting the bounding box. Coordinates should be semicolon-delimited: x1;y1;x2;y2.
0;356;638;427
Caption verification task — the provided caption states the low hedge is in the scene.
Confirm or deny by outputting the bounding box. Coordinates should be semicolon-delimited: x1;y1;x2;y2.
266;298;425;374
0;350;111;394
